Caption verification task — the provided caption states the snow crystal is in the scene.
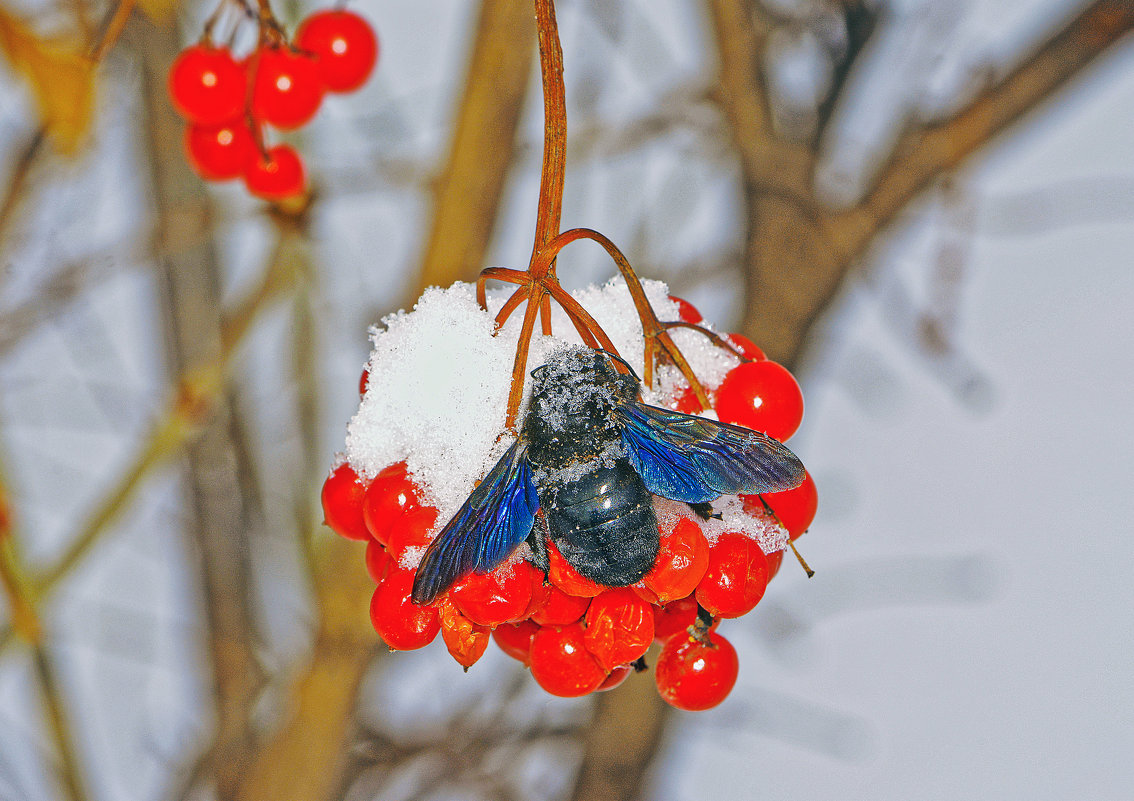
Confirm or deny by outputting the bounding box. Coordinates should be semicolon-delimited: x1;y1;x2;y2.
653;496;789;555
345;276;745;533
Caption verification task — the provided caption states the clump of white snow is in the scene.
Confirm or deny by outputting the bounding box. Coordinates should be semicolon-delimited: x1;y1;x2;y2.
345;276;742;531
653;496;789;555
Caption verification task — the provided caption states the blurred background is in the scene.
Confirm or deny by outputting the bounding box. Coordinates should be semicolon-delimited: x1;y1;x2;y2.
0;0;1132;799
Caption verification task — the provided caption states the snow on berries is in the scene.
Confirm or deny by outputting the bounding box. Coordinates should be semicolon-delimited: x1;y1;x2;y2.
168;2;378;201
321;282;818;710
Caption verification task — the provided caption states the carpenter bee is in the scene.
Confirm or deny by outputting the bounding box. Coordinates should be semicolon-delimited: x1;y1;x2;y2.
411;347;805;605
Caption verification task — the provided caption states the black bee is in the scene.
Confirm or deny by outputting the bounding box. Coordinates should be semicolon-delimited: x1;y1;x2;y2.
411;347;805;605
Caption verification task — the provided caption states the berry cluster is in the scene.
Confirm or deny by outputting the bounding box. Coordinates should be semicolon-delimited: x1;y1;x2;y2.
168;7;377;200
324;296;817;711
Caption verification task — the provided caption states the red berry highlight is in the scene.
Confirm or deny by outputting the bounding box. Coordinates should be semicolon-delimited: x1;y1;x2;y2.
715;360;804;442
250;46;326;130
370;569;439;650
168;45;246;125
529;623;607;697
655;631;739;711
296;10;378;93
184;121;255;181
695;533;771;618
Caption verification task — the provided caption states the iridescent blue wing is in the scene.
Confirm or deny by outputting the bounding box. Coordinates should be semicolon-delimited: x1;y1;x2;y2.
617;402;805;503
411;442;539;604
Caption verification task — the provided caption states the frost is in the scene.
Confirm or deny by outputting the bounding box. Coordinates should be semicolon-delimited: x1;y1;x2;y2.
653;496;789;555
345;276;739;531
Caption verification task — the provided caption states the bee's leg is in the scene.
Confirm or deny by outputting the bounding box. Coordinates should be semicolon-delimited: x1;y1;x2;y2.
687;501;722;521
525;512;550;578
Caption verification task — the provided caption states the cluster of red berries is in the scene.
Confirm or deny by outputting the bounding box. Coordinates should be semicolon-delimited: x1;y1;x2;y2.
324;296;817;711
168;8;377;200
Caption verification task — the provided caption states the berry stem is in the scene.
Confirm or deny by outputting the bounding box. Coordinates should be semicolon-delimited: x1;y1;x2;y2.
531;0;566;267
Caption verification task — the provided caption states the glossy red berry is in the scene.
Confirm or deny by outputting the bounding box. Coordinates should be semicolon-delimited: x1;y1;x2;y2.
370;569;439;650
437;598;490;669
715;360;804;442
529;623;607;697
184;121;255;181
364;539;390;583
695;533;771;618
320;463;370;541
384;505;438;566
655;631;739;711
450;561;540;627
492;619;540;665
765;548;784;579
359;367;369;397
642;517;710;604
244;144;306;200
362;462;421;545
250;46;326;129
725;332;766;362
757;470;818;540
669;295;703;324
296;10;378;93
546;539;605;598
529;583;591;626
169;45;246;125
582;588;654;672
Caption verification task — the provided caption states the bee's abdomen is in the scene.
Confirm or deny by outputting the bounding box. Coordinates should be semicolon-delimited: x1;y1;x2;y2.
544;459;659;586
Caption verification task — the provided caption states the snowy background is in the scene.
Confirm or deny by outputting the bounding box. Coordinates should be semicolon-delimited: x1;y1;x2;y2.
0;0;1131;799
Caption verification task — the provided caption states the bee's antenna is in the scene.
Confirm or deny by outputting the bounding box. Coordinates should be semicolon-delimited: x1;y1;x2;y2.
596;349;640;382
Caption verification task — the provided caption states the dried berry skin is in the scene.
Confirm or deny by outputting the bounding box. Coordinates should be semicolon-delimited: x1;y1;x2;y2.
370;569;439;650
642;517;710;603
582;588;654;672
529;582;591;626
529;623;607;697
655;631;739;711
438;598;490;668
321;463;371;541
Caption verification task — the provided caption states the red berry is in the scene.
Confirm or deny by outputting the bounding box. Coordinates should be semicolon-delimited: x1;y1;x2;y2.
529;623;607;697
582;588;654;672
437;597;490;669
642;518;710;604
725;333;766;361
370;569;439;650
546;538;605;598
250;46;325;129
320;463;370;541
756;470;818;540
450;561;540;627
597;664;632;691
184;121;255;181
715;360;804;442
168;45;245;125
529;583;591;626
364;539;390;583
652;596;699;642
671;382;712;414
669;295;703;324
362;462;420;544
359;367;369;397
296;10;378;93
492;619;540;665
765;548;784;579
695;533;771;618
655;630;739;711
384;505;438;566
244;144;306;200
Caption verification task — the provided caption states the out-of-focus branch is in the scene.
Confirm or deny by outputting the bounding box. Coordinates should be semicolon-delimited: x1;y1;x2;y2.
416;0;536;291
